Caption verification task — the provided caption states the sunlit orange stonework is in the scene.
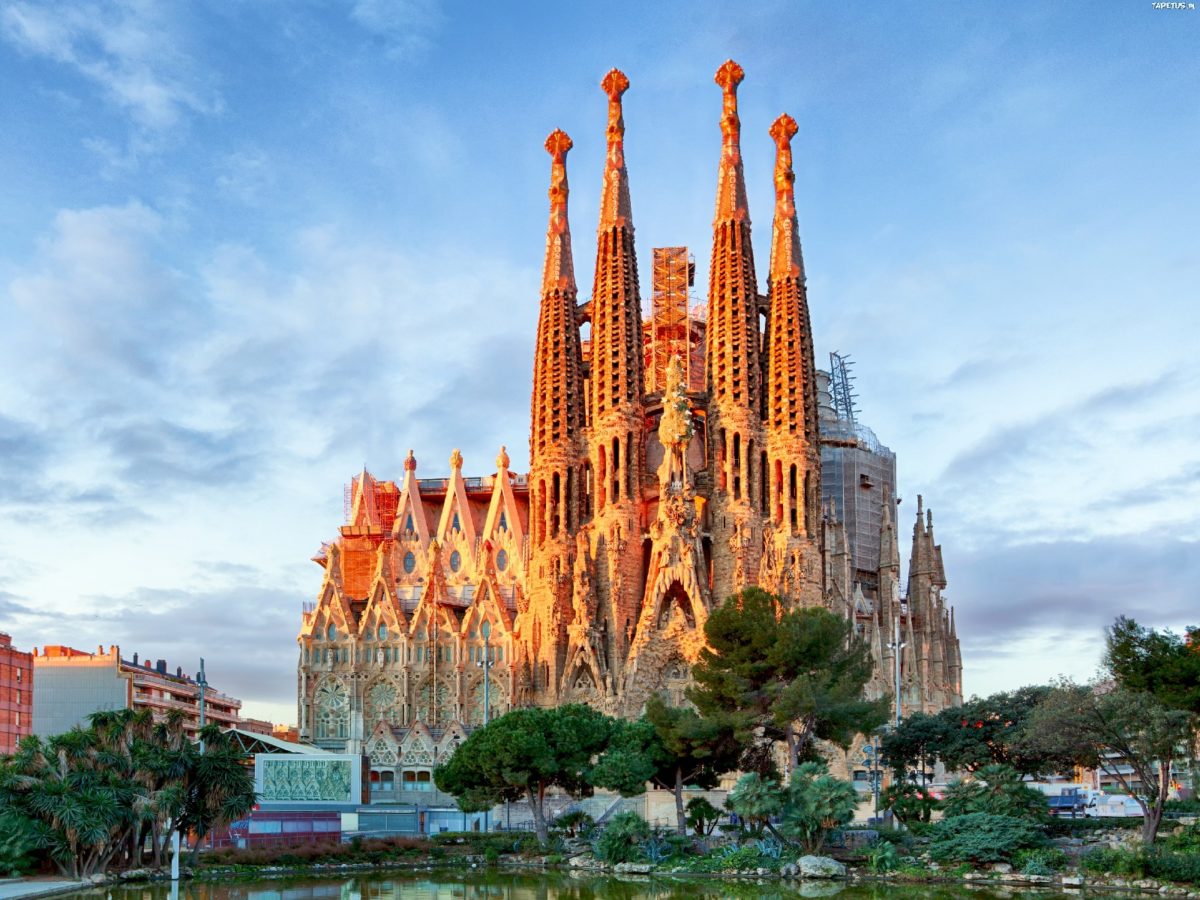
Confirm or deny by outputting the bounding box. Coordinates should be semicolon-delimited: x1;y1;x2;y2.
297;64;963;785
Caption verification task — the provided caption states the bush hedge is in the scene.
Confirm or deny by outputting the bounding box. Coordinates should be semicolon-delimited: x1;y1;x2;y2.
1082;846;1200;885
927;813;1045;864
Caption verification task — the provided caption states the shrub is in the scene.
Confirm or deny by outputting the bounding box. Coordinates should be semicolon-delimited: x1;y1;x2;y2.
940;765;1049;821
1081;846;1147;877
670;842;785;874
639;833;674;864
483;846;500;864
0;816;41;883
1165;823;1200;853
927;813;1046;864
1165;797;1200;816
1083;845;1200;885
865;841;901;873
594;811;650;864
1013;847;1067;875
1146;849;1200;885
778;762;859;854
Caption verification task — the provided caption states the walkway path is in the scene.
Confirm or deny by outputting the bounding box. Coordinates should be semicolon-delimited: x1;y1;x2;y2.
0;880;86;900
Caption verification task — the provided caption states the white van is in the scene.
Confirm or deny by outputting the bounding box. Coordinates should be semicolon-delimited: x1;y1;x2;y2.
1085;793;1144;818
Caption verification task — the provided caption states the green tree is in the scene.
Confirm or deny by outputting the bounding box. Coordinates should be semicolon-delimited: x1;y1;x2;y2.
940;764;1049;821
690;587;888;774
880;781;937;825
434;704;613;845
590;694;739;834
685;796;722;836
778;761;859;854
726;771;783;838
879;711;948;780
1106;616;1200;714
0;710;255;877
180;724;256;865
1026;682;1194;844
937;686;1077;777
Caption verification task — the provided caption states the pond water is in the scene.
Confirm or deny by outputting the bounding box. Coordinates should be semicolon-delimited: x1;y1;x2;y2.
58;871;1099;900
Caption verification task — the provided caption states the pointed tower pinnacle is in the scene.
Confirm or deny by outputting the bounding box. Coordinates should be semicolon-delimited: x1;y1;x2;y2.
768;113;805;283
598;68;633;231
714;60;749;224
529;129;586;548
542;129;576;295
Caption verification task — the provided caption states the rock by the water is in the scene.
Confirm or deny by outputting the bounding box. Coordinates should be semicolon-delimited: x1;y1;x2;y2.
798;855;846;879
613;862;653;874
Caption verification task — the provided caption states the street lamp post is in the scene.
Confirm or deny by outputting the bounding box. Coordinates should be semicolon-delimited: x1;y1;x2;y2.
196;658;208;752
888;615;906;730
478;622;493;832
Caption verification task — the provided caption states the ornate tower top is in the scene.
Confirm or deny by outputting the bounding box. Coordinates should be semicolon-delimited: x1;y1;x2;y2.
404;449;417;472
495;445;510;473
542;128;576;295
598;68;633;231
714;59;749;225
768;113;805;282
449;448;463;471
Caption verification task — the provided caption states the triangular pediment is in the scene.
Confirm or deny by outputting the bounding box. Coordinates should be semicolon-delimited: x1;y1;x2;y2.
392;455;432;547
437;453;478;549
359;545;408;636
482;451;525;548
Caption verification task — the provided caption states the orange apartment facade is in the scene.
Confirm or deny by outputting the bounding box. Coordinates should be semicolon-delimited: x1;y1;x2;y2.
32;645;271;738
0;633;33;754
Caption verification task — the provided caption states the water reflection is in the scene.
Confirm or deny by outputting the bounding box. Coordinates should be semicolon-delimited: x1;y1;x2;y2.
69;872;1092;900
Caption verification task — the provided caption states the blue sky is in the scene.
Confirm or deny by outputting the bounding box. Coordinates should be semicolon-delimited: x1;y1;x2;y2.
0;1;1197;725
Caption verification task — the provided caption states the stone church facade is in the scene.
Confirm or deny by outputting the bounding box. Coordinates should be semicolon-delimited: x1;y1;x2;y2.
297;62;962;794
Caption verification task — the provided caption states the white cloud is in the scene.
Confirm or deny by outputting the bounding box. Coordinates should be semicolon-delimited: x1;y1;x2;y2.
1;0;221;151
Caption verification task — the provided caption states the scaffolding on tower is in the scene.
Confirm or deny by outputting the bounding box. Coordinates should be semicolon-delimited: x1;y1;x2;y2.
646;247;699;394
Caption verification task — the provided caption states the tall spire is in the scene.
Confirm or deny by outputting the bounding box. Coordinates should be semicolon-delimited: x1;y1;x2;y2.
713;59;749;224
705;59;761;413
530;129;585;473
589;68;644;424
586;68;646;681
541;128;575;295
763;112;820;542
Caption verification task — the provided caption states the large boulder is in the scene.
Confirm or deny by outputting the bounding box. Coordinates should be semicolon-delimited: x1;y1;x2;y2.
799;855;846;879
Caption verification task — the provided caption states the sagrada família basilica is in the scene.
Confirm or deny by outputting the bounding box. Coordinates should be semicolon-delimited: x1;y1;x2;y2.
296;62;962;790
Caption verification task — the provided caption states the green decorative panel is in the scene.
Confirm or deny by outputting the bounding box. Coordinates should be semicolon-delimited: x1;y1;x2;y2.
258;756;357;803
